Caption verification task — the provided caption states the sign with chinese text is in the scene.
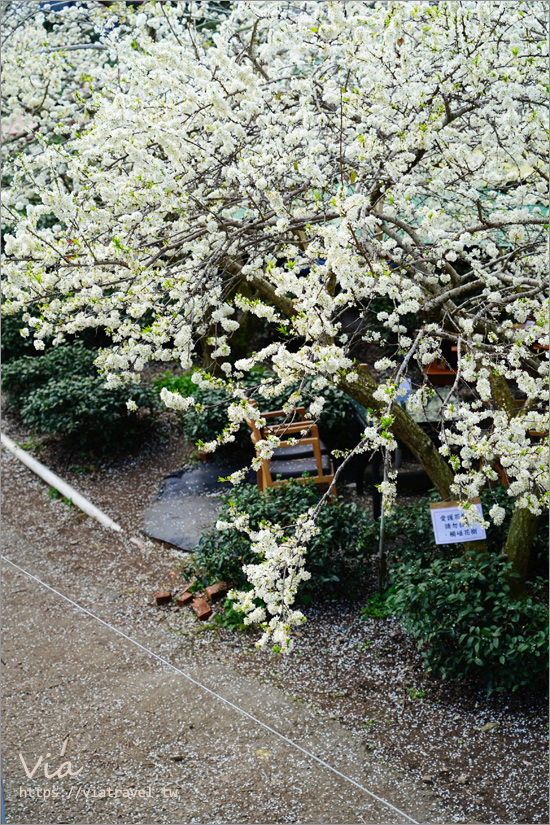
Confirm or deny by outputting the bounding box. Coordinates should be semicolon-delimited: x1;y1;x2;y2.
429;498;486;544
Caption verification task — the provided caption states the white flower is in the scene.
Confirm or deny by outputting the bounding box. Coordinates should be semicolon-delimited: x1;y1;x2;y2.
160;387;194;412
489;505;506;526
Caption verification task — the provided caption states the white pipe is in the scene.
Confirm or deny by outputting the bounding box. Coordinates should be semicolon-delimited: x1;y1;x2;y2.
1;432;122;532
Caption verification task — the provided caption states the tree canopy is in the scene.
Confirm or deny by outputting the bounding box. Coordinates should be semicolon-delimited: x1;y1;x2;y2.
2;1;548;650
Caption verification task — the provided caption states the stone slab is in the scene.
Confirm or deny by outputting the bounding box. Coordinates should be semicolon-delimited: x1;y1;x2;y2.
143;493;223;551
143;460;256;550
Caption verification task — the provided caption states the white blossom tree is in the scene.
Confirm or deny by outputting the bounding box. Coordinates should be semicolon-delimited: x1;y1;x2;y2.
2;0;548;650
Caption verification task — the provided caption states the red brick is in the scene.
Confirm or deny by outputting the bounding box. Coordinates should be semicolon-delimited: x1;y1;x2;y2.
205;581;227;601
191;598;212;620
155;590;172;606
176;590;193;607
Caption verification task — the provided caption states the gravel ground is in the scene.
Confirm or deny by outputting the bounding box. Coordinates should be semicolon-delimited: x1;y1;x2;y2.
205;608;548;824
2;543;438;825
1;413;548;823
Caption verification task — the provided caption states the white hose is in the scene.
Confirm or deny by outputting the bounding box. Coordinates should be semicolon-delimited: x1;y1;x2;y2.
1;432;122;532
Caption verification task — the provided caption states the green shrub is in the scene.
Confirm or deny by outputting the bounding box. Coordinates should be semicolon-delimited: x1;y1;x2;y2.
361;585;396;619
152;368;356;451
18;375;153;450
363;490;549;694
390;552;549;694
1;311;39;363
193;480;374;598
211;596;261;632
2;343;97;401
3;343;154;452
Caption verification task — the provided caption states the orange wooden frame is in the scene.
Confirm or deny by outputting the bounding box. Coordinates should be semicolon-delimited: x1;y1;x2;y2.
245;408;337;496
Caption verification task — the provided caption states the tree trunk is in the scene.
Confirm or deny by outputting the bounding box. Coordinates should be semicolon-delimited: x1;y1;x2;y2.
340;365;454;499
490;373;540;593
341;366;487;555
503;508;541;597
489;372;517;418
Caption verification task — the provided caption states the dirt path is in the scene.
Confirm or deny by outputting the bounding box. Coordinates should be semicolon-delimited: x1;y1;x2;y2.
1;446;441;824
1;421;548;824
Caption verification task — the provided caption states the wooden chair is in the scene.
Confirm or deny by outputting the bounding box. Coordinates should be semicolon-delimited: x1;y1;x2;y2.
245;407;337;496
423;359;456;386
480;459;510;488
420;333;458;386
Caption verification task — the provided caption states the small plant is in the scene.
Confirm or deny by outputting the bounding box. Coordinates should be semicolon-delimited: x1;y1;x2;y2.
211;598;253;632
361;585;396;619
186;578;206;595
20;433;45;453
406;687;425;700
357;639;373;651
47;487;73;509
69;464;95;475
